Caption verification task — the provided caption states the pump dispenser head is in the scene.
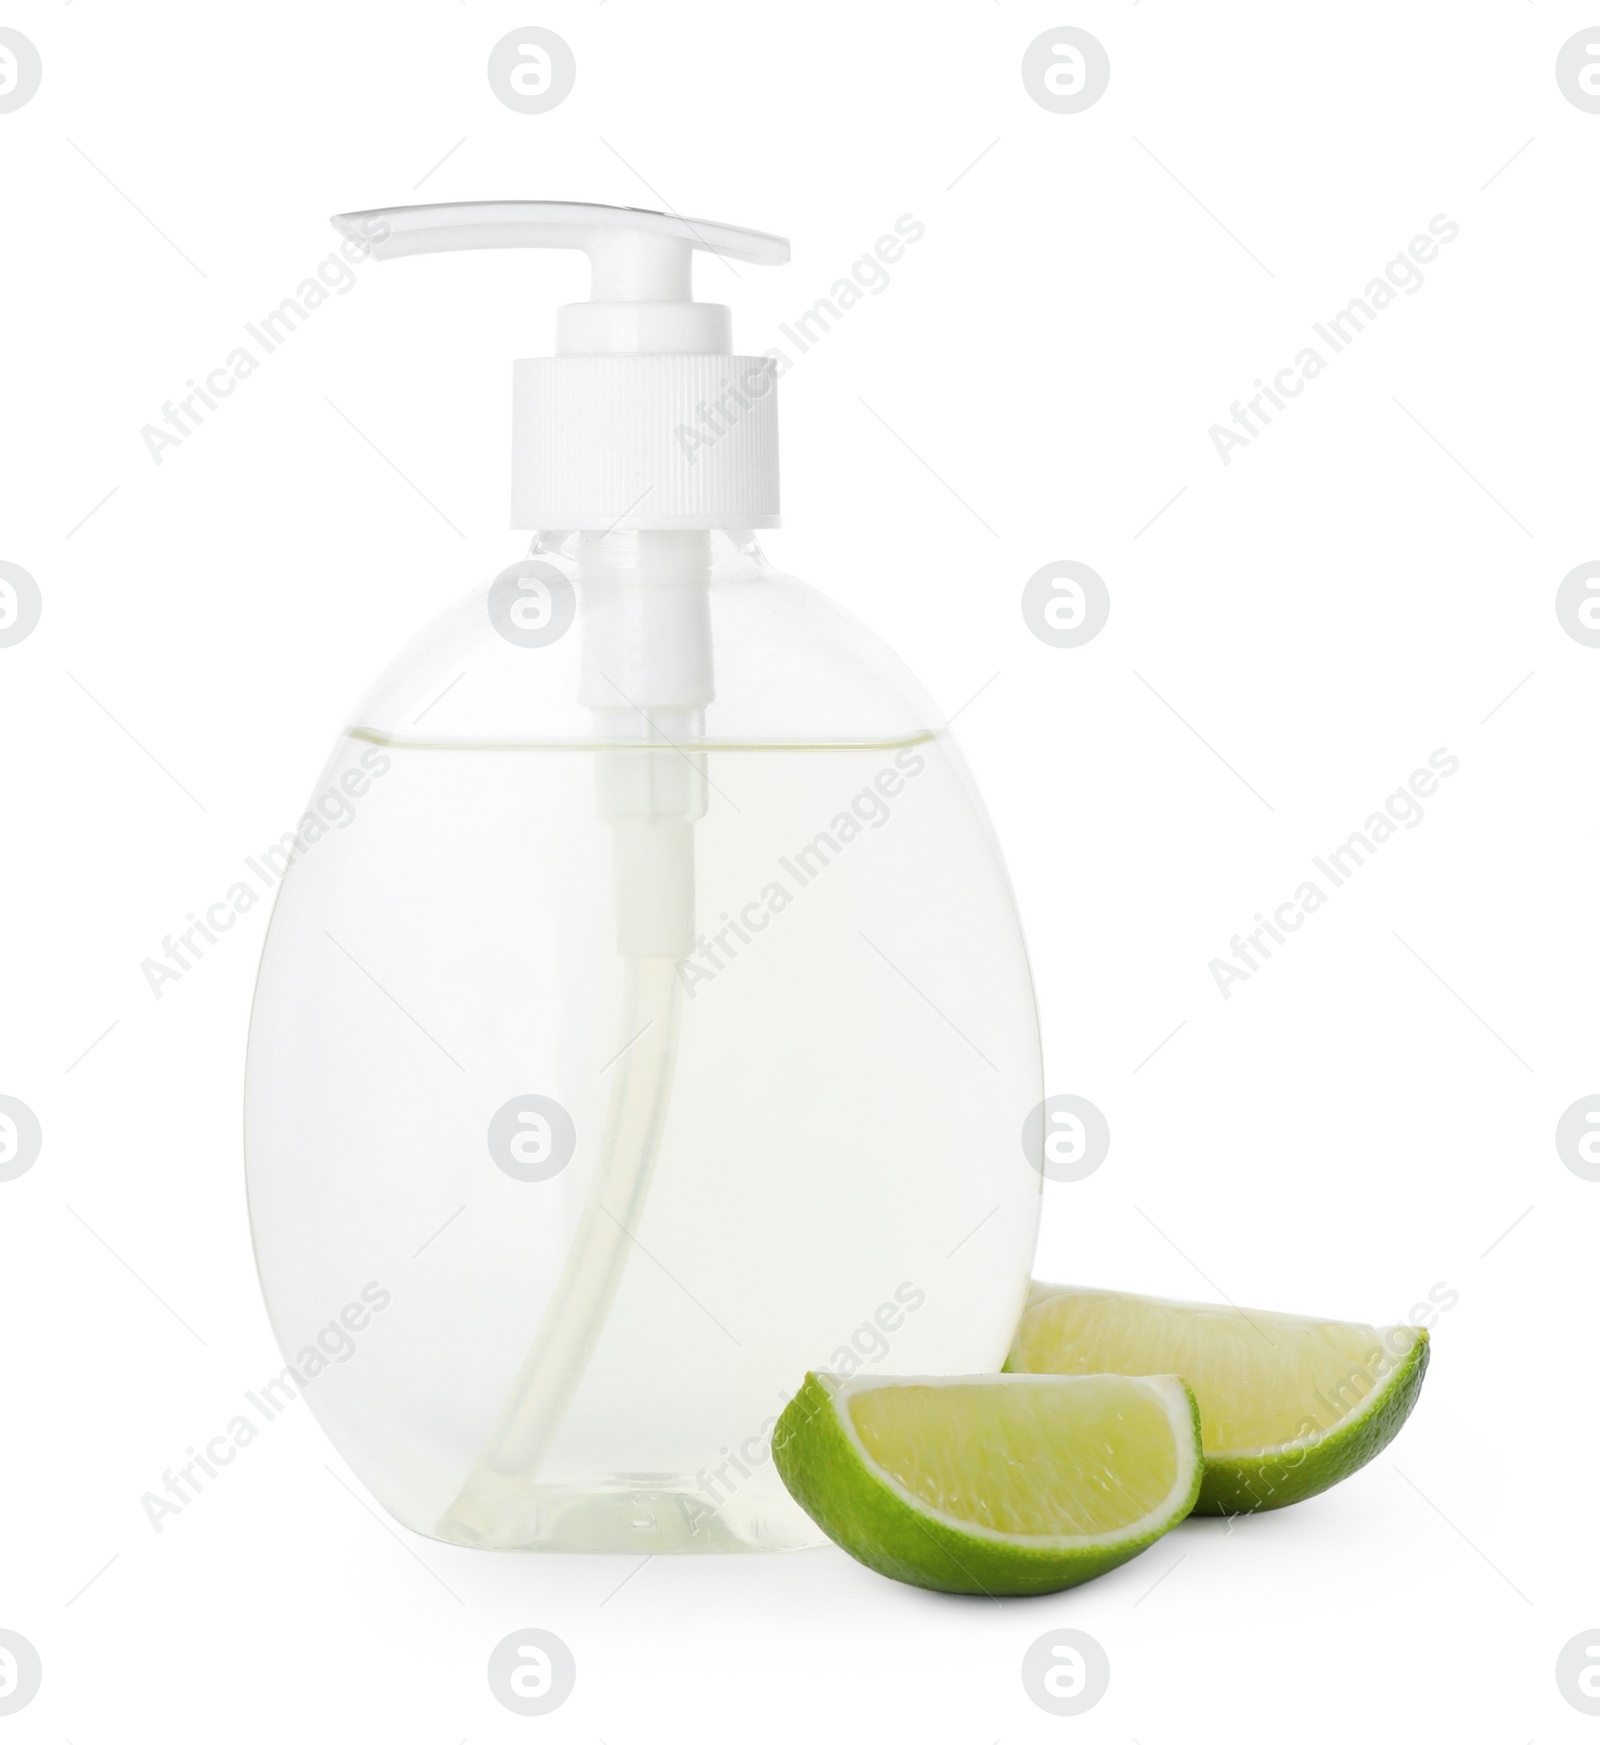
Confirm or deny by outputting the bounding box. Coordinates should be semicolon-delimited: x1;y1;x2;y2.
332;200;788;531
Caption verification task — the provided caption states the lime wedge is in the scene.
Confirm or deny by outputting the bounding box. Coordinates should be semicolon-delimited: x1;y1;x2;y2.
1006;1283;1429;1514
772;1370;1202;1595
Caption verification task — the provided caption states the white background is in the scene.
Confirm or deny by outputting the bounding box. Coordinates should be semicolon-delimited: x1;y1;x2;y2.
3;2;1597;1738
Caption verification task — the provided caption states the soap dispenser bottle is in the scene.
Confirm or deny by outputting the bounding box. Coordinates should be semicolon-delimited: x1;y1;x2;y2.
244;202;1043;1552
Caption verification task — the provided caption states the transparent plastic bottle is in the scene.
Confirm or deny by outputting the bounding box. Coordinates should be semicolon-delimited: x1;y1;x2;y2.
243;205;1043;1553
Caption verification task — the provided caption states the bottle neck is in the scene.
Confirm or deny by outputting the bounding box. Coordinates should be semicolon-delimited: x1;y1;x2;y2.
568;530;715;731
568;529;714;585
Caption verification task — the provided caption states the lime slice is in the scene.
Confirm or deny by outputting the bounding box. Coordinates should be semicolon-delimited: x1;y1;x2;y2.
771;1370;1202;1595
1006;1284;1430;1514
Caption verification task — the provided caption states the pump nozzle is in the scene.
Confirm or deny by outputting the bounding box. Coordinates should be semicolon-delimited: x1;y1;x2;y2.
333;200;787;531
334;199;786;354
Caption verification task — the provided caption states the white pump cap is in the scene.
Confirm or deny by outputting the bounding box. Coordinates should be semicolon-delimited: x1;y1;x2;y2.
331;201;788;532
